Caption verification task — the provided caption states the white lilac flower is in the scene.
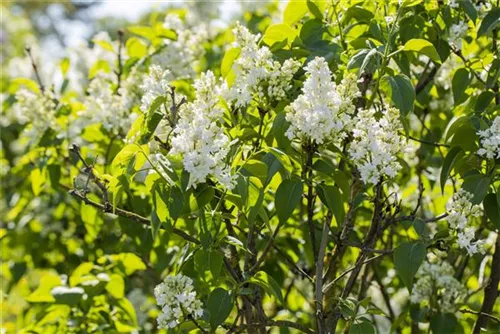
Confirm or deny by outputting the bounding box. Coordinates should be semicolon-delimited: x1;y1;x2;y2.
13;88;58;136
285;57;359;144
169;71;235;190
478;116;500;160
80;73;138;136
224;23;300;108
348;106;406;185
154;274;203;330
449;21;468;50
446;189;485;255
140;65;173;112
410;260;464;313
152;14;207;79
448;0;459;9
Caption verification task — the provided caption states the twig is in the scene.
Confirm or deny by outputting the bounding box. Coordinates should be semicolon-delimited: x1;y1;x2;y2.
115;29;125;94
249;222;282;274
69;189;201;245
323;253;392;294
406;134;450;148
415;65;437;95
315;213;332;333
235;320;314;334
25;47;45;93
461;308;500;324
473;234;500;333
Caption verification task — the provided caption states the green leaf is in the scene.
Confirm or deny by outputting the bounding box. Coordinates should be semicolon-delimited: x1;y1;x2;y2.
209;251;224;280
403;39;441;63
317;184;345;224
275;179;303;223
475;91;495;112
284;0;308;26
430;313;459;334
462;174;490;204
207;288;233;328
440;146;464;193
106;274;125;299
349;321;376;334
381;74;415;115
249;271;284;305
51;286;84;306
460;0;477;22
477;7;500;36
221;47;240;78
127;25;155;40
452;68;472;105
262;24;297;47
139;96;167;144
306;0;323;20
241;160;268;185
126;37;148;58
483;193;500;230
30;168;45;196
283;0;308;26
394;242;426;292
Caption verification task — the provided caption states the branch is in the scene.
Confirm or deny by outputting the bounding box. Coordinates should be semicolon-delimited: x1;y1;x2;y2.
25;47;45;93
235;320;314;334
473;234;500;333
406;134;450;148
323;252;392;294
115;29;125;94
461;308;500;324
69;187;200;245
315;213;332;333
415;65;437;95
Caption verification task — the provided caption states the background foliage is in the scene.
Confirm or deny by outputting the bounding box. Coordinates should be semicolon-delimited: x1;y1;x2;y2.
1;0;499;333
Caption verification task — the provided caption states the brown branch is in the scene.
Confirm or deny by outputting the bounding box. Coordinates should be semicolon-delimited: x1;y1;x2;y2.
235;319;314;334
462;308;500;324
406;134;450;148
115;29;125;94
25;47;45;93
315;213;332;333
473;234;500;333
415;65;437;95
68;188;200;245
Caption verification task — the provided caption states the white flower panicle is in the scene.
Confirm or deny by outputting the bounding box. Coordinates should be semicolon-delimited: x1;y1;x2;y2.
285;57;359;144
14;89;58;137
410;260;465;313
225;23;300;108
152;14;207;79
169;71;235;190
81;73;138;136
140;65;173;112
349;107;406;185
477;116;500;160
449;21;468;50
446;189;485;255
154;274;203;329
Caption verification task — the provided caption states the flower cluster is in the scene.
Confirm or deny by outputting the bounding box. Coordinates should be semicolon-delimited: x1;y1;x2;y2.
349;107;406;185
81;73;139;136
169;71;235;189
154;274;203;329
13;89;58;137
152;14;207;79
446;189;485;255
449;21;468;50
139;65;172;113
410;260;465;313
285;57;359;144
224;23;300;108
477;116;500;160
